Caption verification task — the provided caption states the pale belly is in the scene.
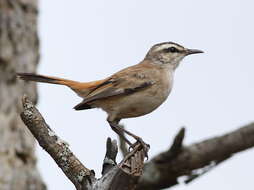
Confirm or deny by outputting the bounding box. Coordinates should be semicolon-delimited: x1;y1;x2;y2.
117;94;168;118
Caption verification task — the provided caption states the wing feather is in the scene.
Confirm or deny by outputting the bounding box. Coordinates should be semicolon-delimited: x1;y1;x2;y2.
74;62;155;110
74;81;153;110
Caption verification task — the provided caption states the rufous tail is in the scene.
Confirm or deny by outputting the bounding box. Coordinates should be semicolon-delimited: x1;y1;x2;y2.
17;73;78;87
17;73;109;98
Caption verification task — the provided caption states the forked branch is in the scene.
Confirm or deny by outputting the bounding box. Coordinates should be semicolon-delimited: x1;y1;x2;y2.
20;95;254;190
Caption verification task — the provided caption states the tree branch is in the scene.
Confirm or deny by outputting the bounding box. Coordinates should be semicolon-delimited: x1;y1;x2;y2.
20;95;95;190
137;122;254;190
20;95;147;190
20;94;254;190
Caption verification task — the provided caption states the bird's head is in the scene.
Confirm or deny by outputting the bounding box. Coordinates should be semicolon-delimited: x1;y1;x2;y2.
145;42;203;69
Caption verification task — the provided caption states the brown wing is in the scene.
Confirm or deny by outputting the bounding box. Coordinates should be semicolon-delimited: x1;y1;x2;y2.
74;62;156;110
74;81;152;110
74;78;153;111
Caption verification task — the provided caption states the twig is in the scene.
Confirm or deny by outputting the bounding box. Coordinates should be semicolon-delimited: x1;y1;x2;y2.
154;127;185;163
102;138;118;175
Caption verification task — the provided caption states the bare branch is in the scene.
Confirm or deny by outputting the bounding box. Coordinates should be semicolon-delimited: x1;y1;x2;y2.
21;94;254;190
20;95;94;190
20;95;148;190
137;123;254;190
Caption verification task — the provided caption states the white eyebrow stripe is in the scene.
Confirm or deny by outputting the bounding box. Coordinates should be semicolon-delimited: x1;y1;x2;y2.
154;44;179;52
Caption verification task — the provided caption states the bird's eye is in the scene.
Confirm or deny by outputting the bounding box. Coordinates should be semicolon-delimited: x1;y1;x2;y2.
164;47;179;53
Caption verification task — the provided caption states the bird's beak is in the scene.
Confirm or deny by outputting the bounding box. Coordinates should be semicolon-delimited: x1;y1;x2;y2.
185;49;204;55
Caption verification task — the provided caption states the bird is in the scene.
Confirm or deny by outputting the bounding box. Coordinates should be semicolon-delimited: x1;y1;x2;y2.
17;41;203;155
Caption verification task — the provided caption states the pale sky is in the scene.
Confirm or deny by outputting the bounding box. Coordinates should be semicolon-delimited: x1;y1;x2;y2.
37;1;254;189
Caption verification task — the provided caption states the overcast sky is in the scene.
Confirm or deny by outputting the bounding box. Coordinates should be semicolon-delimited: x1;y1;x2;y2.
37;1;254;189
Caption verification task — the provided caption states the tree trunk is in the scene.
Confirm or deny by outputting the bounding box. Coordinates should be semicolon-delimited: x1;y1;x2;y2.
0;0;45;189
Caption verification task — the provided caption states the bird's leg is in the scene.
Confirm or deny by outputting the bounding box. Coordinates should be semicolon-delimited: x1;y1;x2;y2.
109;121;132;146
108;119;149;158
118;127;150;155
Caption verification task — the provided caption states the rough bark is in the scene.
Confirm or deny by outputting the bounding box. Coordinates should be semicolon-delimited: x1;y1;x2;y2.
0;0;45;189
20;95;254;190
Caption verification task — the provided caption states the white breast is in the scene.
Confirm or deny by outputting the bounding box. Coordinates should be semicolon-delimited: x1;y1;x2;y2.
113;70;174;119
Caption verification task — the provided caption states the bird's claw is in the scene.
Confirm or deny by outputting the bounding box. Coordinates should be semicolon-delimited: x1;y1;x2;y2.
128;138;150;159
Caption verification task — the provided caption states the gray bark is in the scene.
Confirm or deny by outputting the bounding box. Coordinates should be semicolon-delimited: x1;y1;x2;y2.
0;0;45;189
136;125;254;189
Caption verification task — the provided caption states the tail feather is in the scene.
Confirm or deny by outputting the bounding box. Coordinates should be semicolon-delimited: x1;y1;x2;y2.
17;72;110;99
16;73;77;86
73;100;92;110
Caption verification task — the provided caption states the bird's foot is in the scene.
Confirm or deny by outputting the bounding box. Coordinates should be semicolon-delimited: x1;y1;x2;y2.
129;137;150;159
108;120;150;159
